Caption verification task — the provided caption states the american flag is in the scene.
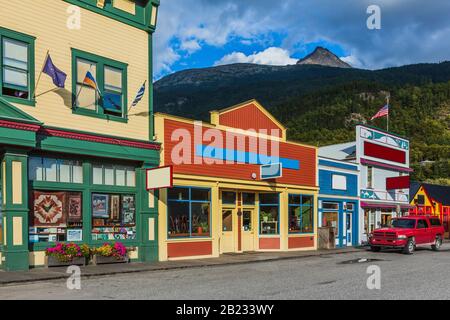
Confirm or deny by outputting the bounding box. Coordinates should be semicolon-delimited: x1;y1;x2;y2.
131;81;146;108
371;104;389;120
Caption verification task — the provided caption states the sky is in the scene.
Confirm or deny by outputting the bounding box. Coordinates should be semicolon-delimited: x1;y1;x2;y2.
153;0;450;79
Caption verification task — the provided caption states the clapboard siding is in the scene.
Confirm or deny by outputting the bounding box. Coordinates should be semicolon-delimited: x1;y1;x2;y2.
319;169;358;197
0;0;150;140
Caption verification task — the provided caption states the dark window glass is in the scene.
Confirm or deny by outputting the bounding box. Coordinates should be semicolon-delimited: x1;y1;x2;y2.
242;193;255;206
417;195;425;205
289;195;314;234
222;210;233;231
243;210;252;231
168;188;189;201
191;203;210;236
289;194;300;205
260;193;279;205
168;202;190;237
260;205;279;235
430;218;442;226
417;219;428;229
191;188;210;202
222;191;236;205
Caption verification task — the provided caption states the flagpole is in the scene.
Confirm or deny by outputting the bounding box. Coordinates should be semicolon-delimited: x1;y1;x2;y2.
386;95;390;132
33;50;50;98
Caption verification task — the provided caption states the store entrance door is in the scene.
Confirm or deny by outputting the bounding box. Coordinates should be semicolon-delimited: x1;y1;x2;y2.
346;212;352;246
220;209;236;253
323;211;339;246
242;209;255;252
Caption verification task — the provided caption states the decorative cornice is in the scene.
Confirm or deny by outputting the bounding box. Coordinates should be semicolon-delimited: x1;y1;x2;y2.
38;128;161;151
0;119;41;132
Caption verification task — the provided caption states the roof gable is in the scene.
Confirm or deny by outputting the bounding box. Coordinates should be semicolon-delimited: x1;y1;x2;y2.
0;97;41;124
422;183;450;206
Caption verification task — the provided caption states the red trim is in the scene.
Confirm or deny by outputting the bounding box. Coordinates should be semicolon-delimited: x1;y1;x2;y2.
167;241;212;258
360;158;413;173
361;201;413;209
259;238;280;250
288;236;314;249
146;165;173;190
39;128;160;150
0;119;41;132
364;141;406;164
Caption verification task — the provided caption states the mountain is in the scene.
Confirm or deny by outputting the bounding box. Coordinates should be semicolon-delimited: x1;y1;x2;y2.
154;58;450;183
297;47;352;68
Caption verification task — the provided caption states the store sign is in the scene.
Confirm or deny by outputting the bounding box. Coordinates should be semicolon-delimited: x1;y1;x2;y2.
146;166;173;190
260;163;282;180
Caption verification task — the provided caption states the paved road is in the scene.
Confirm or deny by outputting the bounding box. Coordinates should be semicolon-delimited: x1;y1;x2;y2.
1;245;450;300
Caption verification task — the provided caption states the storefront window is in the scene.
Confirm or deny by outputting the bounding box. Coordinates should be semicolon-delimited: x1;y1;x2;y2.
289;195;314;234
29;191;83;243
242;193;255;206
91;194;136;241
92;164;135;187
29;157;83;184
168;187;211;238
259;193;279;235
222;191;236;205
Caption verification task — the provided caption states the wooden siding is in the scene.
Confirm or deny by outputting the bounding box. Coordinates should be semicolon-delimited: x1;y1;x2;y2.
163;119;317;187
167;241;213;258
288;236;314;249
219;102;282;133
0;0;150;140
319;169;358;197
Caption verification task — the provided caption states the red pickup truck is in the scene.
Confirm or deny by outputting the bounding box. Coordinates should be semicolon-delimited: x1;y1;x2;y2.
369;216;445;254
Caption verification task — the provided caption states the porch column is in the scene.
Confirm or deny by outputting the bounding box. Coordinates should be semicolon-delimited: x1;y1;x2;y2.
2;150;29;271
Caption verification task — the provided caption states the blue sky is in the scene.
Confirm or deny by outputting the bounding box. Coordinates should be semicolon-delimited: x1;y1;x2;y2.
154;0;450;79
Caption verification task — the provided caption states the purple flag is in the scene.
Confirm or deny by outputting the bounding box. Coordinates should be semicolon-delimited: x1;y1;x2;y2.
42;55;67;88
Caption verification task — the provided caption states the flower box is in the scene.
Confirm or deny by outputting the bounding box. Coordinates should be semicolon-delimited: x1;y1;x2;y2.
45;255;87;268
92;254;129;265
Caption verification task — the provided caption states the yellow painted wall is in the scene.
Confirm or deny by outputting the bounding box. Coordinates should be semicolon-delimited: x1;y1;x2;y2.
0;0;150;141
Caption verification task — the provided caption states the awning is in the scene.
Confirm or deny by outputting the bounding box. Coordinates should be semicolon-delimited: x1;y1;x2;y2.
360;158;413;173
361;201;414;209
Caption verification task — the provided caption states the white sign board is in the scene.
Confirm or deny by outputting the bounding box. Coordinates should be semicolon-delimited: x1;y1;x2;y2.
146;166;173;190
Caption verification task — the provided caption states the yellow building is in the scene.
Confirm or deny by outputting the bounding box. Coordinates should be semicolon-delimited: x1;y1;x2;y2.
0;0;160;271
155;100;319;261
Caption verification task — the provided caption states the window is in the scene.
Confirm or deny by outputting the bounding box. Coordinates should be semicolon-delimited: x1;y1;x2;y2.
259;193;279;235
367;166;373;189
29;191;83;243
92;164;136;187
91;194;136;241
430;218;442;227
0;28;35;105
29;157;83;184
332;174;347;190
417;195;425;205
417;219;428;229
289;195;314;234
168;187;211;238
72;49;127;121
222;191;236;205
323;202;339;210
346;203;354;211
242;193;255;206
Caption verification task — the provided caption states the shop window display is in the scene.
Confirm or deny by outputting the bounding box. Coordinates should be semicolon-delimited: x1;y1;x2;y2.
91;194;136;241
288;195;314;234
29;191;83;243
168;187;211;238
259;193;279;235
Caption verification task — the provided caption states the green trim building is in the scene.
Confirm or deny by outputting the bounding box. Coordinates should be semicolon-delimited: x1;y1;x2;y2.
0;0;160;271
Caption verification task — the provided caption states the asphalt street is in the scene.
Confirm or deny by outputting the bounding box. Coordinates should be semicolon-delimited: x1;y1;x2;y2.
1;244;450;300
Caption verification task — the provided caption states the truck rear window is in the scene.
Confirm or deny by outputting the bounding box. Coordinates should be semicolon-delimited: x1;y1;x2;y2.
430;218;442;226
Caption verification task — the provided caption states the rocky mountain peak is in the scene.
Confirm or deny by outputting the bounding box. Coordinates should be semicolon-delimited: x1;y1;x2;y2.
297;47;352;68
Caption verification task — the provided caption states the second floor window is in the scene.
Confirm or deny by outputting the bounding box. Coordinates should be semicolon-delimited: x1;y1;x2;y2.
73;49;127;121
367;166;373;189
0;28;35;105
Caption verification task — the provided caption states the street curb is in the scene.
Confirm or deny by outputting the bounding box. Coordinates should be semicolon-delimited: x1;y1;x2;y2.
0;248;364;287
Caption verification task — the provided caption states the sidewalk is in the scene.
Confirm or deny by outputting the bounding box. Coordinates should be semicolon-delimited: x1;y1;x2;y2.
0;246;365;286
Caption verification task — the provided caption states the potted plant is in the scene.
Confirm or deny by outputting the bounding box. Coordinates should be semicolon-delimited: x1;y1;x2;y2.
92;242;132;265
261;211;272;223
199;222;209;235
45;243;90;267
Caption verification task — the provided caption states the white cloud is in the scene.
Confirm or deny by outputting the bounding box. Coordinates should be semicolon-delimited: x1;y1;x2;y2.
215;47;297;66
341;55;364;69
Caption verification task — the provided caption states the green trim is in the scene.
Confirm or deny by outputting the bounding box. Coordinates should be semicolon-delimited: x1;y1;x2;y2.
0;96;41;123
71;48;128;123
148;33;154;140
63;0;159;32
0;27;36;107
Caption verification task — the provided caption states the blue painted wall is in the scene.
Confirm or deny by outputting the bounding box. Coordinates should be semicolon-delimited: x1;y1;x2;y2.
319;169;358;197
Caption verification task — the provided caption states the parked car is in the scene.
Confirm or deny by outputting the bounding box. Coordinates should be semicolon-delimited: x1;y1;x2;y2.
369;216;445;254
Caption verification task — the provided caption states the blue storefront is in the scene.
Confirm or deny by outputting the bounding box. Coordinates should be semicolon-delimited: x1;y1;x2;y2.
318;158;360;247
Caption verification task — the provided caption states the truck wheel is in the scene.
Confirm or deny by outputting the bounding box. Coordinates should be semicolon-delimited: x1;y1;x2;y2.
371;246;381;252
432;236;442;251
403;238;415;255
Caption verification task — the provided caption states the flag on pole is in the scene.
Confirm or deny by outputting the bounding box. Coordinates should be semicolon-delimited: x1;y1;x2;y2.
371;104;389;120
130;81;146;108
42;54;67;88
83;71;101;94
